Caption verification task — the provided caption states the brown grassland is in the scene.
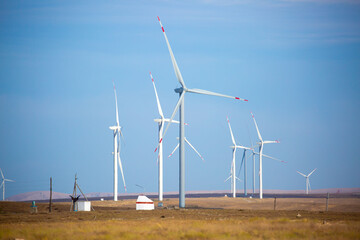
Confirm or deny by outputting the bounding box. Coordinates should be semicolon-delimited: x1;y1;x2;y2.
0;197;360;239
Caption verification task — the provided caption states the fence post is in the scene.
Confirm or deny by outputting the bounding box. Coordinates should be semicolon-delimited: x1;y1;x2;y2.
274;197;277;210
326;192;329;212
49;177;52;213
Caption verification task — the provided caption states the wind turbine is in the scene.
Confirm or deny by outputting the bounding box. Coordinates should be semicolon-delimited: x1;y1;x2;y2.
245;148;285;197
0;168;14;201
109;82;126;201
297;168;317;194
156;16;248;208
226;117;252;198
150;72;180;203
251;112;279;199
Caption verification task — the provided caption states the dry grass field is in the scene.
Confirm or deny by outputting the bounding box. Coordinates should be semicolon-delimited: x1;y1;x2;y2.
0;197;359;239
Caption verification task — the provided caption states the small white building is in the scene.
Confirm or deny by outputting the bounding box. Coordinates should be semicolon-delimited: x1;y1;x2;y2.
76;201;91;211
136;195;154;210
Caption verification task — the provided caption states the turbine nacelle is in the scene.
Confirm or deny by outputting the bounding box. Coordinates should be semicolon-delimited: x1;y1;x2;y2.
109;126;121;131
174;87;185;93
154;118;180;124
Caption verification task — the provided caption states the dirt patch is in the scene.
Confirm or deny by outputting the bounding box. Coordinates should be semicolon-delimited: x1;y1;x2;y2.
0;197;360;224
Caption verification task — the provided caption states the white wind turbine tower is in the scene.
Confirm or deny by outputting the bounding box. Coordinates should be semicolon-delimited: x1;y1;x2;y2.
150;72;180;203
251;112;280;199
297;168;317;194
226;117;251;198
0;168;14;201
155;16;248;208
109;82;126;201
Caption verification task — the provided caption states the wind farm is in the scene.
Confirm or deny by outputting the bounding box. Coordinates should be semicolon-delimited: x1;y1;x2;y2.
1;1;360;239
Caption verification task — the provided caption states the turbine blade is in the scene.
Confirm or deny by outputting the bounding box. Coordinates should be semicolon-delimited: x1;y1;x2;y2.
117;152;127;192
251;112;263;142
224;175;231;182
308;168;317;177
237;150;246;177
0;168;4;179
117;132;121;154
263;140;280;144
297;171;307;177
247;124;254;147
232;148;237;162
119;129;125;145
113;81;120;127
253;152;285;163
150;72;164;118
188;88;247;102
236;176;242;182
0;182;3;189
227;117;236;145
164;118;180;124
155;91;186;152
308;180;311;192
5;179;14;182
184;137;205;162
157;16;186;89
246;152;253;161
235;145;252;150
168;143;179;158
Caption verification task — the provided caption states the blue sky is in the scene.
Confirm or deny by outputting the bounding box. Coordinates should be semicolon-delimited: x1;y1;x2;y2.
0;0;359;198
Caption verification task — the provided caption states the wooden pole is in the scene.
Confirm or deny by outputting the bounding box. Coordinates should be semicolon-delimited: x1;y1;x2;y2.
70;174;77;212
274;197;277;210
49;177;52;213
326;192;329;211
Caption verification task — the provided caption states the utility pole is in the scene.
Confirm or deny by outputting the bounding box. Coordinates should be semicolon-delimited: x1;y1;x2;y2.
70;174;79;212
70;174;95;211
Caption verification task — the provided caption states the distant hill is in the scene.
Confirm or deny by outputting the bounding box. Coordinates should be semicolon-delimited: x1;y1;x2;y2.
7;188;360;202
262;188;360;194
7;191;70;202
